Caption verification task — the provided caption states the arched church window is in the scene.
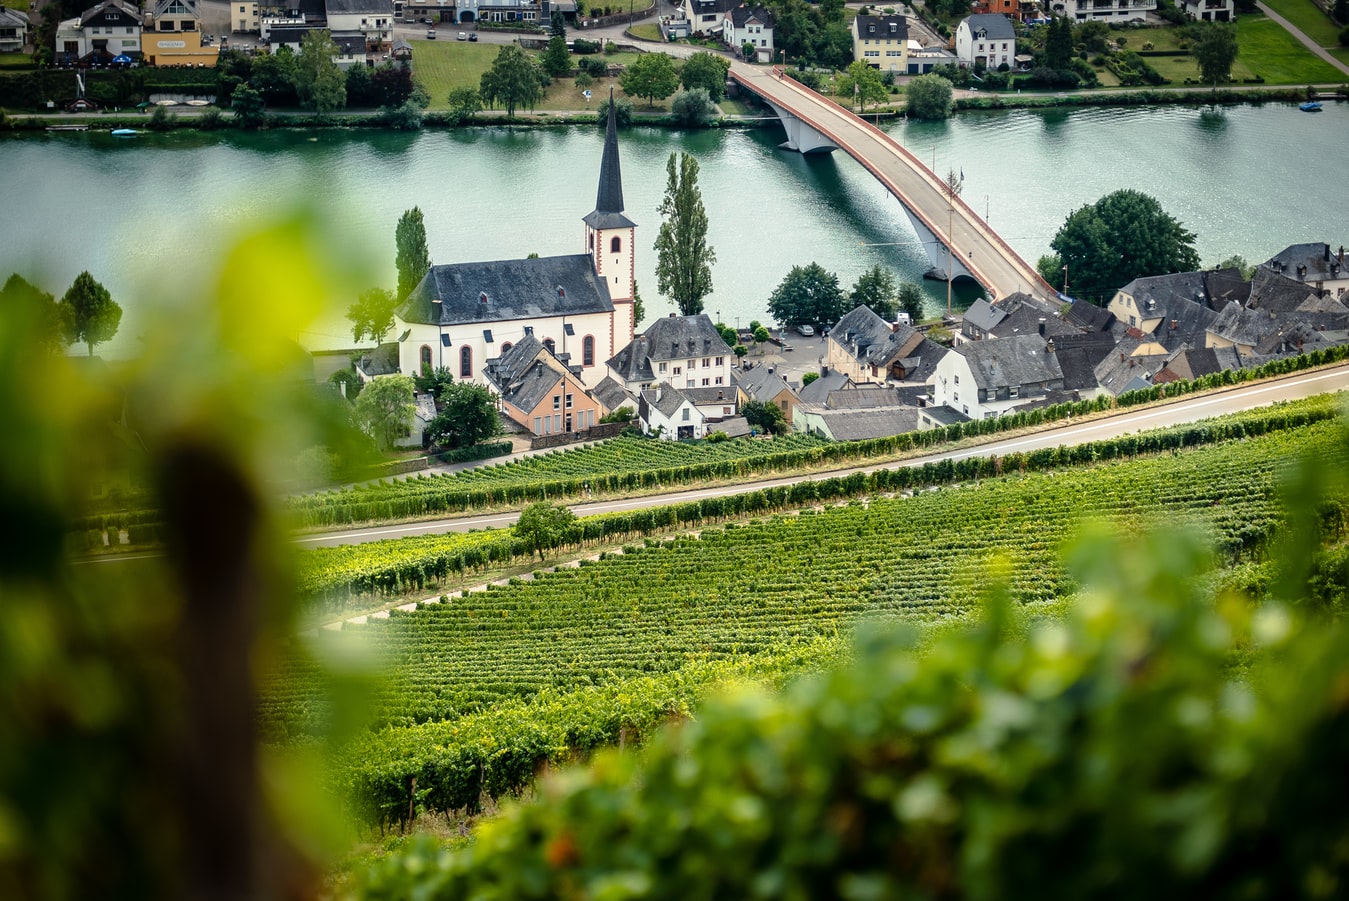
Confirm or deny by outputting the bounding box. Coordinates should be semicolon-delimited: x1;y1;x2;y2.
459;345;472;378
583;335;595;367
610;236;622;253
419;345;432;373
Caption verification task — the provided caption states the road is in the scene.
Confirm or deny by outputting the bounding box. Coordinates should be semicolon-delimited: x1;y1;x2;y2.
292;363;1349;548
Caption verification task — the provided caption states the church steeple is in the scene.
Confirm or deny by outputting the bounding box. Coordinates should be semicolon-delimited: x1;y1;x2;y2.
584;88;637;342
584;89;636;230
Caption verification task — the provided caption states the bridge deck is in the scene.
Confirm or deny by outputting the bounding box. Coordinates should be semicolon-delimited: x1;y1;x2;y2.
729;64;1058;305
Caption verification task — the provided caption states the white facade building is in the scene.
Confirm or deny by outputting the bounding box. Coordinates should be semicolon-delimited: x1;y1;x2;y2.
955;14;1016;70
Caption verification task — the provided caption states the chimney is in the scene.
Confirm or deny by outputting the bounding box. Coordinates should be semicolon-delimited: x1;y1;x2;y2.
1326;244;1331;262
1171;319;1178;331
1045;338;1055;354
717;390;724;400
1038;319;1046;337
821;365;829;376
656;386;663;402
669;312;677;318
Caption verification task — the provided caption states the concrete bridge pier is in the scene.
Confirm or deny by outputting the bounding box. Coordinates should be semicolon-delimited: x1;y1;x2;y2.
760;97;839;153
900;204;978;284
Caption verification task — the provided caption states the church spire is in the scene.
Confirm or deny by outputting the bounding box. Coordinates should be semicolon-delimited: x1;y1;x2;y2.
585;89;635;230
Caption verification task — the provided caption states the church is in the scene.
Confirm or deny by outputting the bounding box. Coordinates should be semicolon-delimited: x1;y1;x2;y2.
391;94;637;390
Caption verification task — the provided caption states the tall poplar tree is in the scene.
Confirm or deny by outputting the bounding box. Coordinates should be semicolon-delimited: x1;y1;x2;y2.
395;207;431;301
654;152;716;317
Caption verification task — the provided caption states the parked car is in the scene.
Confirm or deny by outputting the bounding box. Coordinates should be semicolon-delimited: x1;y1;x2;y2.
427;29;436;38
457;31;467;40
796;324;815;337
468;32;478;41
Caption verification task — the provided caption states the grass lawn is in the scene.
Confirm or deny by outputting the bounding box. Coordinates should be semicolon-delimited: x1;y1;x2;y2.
2;0;26;10
0;52;30;68
1235;13;1346;82
1260;0;1344;46
628;22;662;41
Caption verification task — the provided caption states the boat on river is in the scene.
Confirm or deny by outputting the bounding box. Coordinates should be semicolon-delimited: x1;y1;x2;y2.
110;128;140;136
1299;101;1323;112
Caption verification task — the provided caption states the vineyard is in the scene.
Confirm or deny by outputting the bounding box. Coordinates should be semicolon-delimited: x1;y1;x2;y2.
265;402;1349;829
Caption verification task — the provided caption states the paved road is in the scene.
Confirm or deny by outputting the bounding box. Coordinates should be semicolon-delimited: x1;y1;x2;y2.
727;64;1058;306
292;363;1349;548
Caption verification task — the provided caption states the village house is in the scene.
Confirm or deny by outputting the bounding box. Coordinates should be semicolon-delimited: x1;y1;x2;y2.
955;14;1016;70
56;0;141;67
851;14;908;72
958;293;1077;344
825;305;946;386
737;363;799;427
482;334;605;437
1054;0;1155;23
930;333;1066;420
142;0;215;67
392;96;637;389
605;313;735;396
724;6;774;61
794;385;920;441
1179;0;1234;21
1261;243;1349;299
638;383;707;440
0;6;30;54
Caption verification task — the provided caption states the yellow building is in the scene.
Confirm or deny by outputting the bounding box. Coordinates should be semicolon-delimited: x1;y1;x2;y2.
851;14;909;73
143;0;216;67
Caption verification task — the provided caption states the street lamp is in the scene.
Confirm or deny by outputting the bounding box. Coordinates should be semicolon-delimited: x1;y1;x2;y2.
1061;265;1069;297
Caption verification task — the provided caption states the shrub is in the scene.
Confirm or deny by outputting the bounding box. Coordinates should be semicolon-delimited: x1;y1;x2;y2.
670;87;716;126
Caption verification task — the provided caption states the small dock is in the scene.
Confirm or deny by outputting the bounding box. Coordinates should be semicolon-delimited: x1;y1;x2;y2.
46;124;89;132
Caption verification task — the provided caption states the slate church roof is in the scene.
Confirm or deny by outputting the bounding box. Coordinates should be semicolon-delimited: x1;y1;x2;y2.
583;90;636;231
400;255;614;327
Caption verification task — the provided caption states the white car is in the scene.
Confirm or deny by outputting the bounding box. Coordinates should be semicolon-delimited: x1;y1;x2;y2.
457;31;467;40
796;324;815;337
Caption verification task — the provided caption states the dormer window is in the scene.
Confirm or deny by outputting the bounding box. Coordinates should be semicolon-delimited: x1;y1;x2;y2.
556;286;565;298
479;291;488;304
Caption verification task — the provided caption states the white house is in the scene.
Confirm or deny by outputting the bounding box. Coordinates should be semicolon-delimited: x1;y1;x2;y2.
605;314;736;395
724;6;774;62
0;7;30;54
638;383;707;440
56;0;141;65
391;97;636;389
1054;0;1154;23
955;14;1016;70
1261;242;1349;299
325;0;394;52
453;0;541;24
1179;0;1233;21
931;334;1065;420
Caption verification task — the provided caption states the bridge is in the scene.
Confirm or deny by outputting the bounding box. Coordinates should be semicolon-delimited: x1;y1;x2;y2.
728;64;1058;307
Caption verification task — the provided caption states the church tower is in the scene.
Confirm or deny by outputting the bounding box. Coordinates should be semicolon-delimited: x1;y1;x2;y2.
584;89;637;343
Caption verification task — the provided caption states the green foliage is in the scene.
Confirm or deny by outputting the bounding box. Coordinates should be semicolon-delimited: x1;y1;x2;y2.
654;152;716;317
395;207;430;303
479;44;545;117
801;370;819;386
716;324;738;346
742;398;788;435
60;270;121;356
849;265;899;321
904;72;953;120
1044;14;1075;69
767;262;847;330
1192;21;1239;86
230;82;266;127
679;51;730;101
835;59;888;111
595;94;633;125
670;87;716;126
346;62;374;107
413;365;455;400
347;287;397;345
513;500;578;560
355;374;416;451
619;51;679;106
427;381;501;450
599;406;635;424
733;343;748;357
1215;254;1255;279
897;280;925;323
147;103;174;131
1;273;70;354
542;35;572;78
1049;189;1201;304
445;86;483;125
298;29;346;112
752;325;771;343
380;98;426;130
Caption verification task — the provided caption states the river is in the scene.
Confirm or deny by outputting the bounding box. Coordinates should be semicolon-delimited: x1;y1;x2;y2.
1;100;1343;357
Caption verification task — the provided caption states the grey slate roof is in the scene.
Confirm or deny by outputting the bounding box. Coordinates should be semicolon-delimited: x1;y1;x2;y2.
1064;299;1115;332
816;407;919;441
81;0;140;26
709;416;752;438
0;6;28;26
684;386;738;406
955;334;1063;391
325;0;394;13
820;385;907;410
854;14;908;38
606;314;729;383
332;33;366;54
962;299;1005;334
591;375;634;411
356;342;400;378
640;382;695;419
482;335;573;413
730;5;775;27
1093;335;1171;395
797;368;851;404
583;89;636;231
401;254;613;326
1261;242;1348;284
1054;346;1100;393
962;13;1015;39
737;363;798;402
831;304;946;382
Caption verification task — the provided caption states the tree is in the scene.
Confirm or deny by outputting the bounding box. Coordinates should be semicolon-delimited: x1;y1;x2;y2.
345;62;374;107
230;83;266;127
1;273;71;355
1192;22;1238;88
428;381;501;449
413;365;456;399
836;60;887;112
897;281;926;324
551;9;567;38
543;36;572;78
742;399;788;435
297;29;344;112
654;152;716;317
60;271;121;356
801;370;820;387
1044;15;1074;70
395;207;431;302
717;323;738;346
632;280;646;328
596;95;633;126
680;51;730;101
446;86;483;125
767;263;846;330
753;325;771;343
480;45;545;118
1215;254;1255;279
514;501;577;561
1048;189;1201;304
346;288;397;345
671;88;716;126
371;64;417;108
849;265;899;321
904;73;953;120
249;49;299;104
354;374;415;451
619;52;679;107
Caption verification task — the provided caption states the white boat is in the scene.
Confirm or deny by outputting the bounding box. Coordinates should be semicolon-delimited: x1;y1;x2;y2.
185;99;210;106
